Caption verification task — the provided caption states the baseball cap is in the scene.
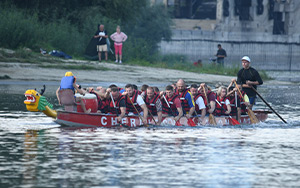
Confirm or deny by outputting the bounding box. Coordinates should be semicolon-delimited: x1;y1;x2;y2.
241;56;251;63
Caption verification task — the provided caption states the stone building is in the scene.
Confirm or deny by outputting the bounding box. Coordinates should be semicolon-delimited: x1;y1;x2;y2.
152;0;300;70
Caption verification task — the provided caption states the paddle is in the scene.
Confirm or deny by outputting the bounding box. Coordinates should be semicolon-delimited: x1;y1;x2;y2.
148;108;158;125
201;85;217;125
127;94;148;127
215;99;240;125
110;92;119;116
234;81;259;124
250;85;287;124
162;95;182;126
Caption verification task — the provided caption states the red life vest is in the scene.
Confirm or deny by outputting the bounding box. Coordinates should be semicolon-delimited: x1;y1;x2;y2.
162;94;179;116
109;94;125;115
193;93;204;115
176;89;191;114
228;95;238;116
98;98;110;113
202;91;216;113
125;90;142;114
240;91;248;115
145;93;159;116
214;96;229;116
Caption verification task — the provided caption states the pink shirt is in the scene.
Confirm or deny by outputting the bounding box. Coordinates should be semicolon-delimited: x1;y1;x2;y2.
110;32;128;45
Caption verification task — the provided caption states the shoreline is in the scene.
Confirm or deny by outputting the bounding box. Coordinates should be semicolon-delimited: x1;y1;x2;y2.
0;60;296;89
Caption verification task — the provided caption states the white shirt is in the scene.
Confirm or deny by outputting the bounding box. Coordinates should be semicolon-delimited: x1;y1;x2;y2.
195;96;206;110
130;95;145;106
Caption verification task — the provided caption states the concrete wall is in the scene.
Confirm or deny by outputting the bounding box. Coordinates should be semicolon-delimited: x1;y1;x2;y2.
159;30;300;71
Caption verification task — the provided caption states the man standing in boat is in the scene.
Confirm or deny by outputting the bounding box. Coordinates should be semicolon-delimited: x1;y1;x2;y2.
236;56;263;109
145;87;163;124
123;84;148;125
175;79;195;119
56;72;91;113
160;85;183;122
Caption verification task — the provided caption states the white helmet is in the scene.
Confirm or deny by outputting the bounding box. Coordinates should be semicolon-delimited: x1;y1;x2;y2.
241;56;251;63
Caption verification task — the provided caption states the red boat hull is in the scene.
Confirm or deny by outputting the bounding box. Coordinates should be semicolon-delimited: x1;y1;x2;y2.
56;110;269;127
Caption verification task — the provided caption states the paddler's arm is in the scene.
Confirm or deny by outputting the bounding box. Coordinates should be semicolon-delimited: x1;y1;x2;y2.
225;99;231;115
175;107;183;122
118;107;126;122
156;99;163;125
208;100;215;114
56;87;61;105
73;83;85;95
140;104;148;125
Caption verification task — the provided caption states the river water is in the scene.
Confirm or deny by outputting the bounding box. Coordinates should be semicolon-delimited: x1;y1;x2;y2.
0;80;299;188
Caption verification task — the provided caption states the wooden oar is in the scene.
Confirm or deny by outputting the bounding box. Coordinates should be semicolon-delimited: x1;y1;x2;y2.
233;81;259;124
215;99;240;125
163;95;182;126
250;85;287;124
127;95;148;127
148;108;158;125
110;93;119;116
202;85;217;125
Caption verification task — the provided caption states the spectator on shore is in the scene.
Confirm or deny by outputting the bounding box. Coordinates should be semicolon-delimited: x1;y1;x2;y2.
94;24;108;62
110;25;128;64
215;44;227;66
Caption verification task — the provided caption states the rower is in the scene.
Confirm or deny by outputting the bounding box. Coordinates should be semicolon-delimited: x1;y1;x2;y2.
198;83;216;115
145;87;162;124
175;79;195;119
190;84;206;122
90;87;110;113
160;85;183;122
214;86;231;116
107;87;126;122
56;71;91;113
123;84;148;125
237;56;263;109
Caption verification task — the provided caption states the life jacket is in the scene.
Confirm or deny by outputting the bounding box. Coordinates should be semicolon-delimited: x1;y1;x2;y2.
145;93;160;116
201;91;216;113
162;94;179;116
240;91;248;115
98;98;110;113
228;95;238;116
125;90;142;114
176;89;192;114
193;93;203;115
214;96;229;116
109;94;125;115
60;76;75;90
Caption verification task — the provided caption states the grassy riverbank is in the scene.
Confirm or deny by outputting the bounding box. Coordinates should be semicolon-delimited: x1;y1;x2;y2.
0;48;271;81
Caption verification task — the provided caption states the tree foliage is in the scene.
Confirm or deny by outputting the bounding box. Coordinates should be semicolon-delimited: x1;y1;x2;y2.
0;0;173;60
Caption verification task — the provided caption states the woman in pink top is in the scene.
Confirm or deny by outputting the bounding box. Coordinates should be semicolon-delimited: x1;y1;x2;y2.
110;26;128;63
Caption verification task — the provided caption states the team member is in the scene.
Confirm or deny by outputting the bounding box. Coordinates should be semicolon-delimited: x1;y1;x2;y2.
214;86;231;116
56;72;91;113
123;84;148;125
190;84;206;122
107;87;126;122
145;87;163;124
175;79;195;118
237;56;263;109
198;83;216;115
89;87;110;113
160;85;183;122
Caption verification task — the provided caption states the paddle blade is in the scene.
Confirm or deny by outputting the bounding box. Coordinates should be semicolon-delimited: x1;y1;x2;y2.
175;120;182;126
187;118;196;127
209;114;217;125
229;117;240;125
248;109;259;124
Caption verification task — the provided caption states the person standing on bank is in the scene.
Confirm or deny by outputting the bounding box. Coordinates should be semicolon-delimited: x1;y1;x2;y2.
110;25;128;64
216;44;227;66
94;24;108;62
236;56;263;110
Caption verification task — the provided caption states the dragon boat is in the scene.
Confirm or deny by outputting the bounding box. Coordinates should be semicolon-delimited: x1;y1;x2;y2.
24;89;270;128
